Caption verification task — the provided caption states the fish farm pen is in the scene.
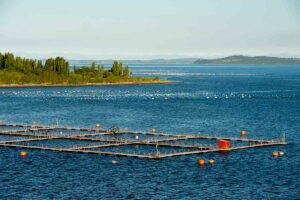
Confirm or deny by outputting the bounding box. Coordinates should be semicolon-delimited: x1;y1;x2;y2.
0;123;286;159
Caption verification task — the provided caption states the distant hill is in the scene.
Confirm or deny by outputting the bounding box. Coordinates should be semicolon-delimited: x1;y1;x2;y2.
194;55;300;64
68;55;300;66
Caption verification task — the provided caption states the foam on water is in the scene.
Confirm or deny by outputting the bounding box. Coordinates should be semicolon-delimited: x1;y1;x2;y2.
1;87;298;101
134;71;260;76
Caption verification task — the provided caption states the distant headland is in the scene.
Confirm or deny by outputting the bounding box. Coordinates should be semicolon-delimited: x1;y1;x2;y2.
193;55;300;65
0;52;168;87
68;55;300;65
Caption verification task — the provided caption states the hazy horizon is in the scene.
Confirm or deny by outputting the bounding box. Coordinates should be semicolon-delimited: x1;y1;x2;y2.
1;0;300;59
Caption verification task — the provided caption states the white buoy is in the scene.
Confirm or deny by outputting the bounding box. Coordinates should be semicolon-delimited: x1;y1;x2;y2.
135;136;139;140
112;160;117;164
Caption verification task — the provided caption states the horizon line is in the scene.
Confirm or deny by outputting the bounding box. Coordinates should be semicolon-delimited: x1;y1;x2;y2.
1;51;300;60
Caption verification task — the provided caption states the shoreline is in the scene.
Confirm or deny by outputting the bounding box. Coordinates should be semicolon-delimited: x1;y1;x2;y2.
0;80;174;88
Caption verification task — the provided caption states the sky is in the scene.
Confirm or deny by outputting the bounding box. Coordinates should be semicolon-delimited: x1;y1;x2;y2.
0;0;300;59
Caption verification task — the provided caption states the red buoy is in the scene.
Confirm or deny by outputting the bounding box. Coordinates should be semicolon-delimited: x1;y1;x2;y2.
218;140;231;150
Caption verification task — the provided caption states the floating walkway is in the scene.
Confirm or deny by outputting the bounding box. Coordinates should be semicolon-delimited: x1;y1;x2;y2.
0;123;286;159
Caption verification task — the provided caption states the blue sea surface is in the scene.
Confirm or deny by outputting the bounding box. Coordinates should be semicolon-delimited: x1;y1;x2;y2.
0;64;299;199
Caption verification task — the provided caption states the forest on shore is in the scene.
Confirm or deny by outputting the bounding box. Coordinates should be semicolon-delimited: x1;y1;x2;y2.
0;52;161;85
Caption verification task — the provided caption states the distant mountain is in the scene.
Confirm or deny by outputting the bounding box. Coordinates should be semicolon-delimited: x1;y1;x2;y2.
69;58;198;66
194;55;300;64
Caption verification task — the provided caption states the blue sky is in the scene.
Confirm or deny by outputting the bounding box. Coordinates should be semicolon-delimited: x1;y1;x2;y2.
0;0;299;59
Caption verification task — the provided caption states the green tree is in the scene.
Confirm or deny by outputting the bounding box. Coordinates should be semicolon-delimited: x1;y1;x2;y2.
74;64;78;73
123;65;130;78
91;61;96;71
0;53;3;69
111;61;122;76
44;58;54;71
4;53;15;69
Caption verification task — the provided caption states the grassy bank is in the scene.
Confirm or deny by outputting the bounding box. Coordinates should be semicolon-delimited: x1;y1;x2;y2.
0;69;167;85
0;79;171;88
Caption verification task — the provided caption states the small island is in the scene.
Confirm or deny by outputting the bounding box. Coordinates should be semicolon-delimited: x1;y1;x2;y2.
0;52;168;87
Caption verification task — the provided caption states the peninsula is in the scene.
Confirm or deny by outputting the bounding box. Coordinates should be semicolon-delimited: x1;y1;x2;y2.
194;55;300;65
0;52;168;87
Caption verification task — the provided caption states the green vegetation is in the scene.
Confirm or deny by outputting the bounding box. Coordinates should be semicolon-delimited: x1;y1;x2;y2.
0;52;163;85
194;55;300;64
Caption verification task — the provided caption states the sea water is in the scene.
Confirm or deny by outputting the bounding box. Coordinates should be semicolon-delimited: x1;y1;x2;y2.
0;64;299;199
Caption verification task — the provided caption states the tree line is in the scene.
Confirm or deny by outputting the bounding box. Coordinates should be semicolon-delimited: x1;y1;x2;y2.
0;52;69;75
73;61;130;80
0;52;144;85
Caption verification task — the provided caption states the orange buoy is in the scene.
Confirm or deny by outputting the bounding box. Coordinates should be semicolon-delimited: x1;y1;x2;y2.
112;160;117;164
198;159;205;166
273;151;278;157
209;159;214;165
20;151;27;157
96;123;100;128
279;151;284;156
152;128;156;133
241;130;246;137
